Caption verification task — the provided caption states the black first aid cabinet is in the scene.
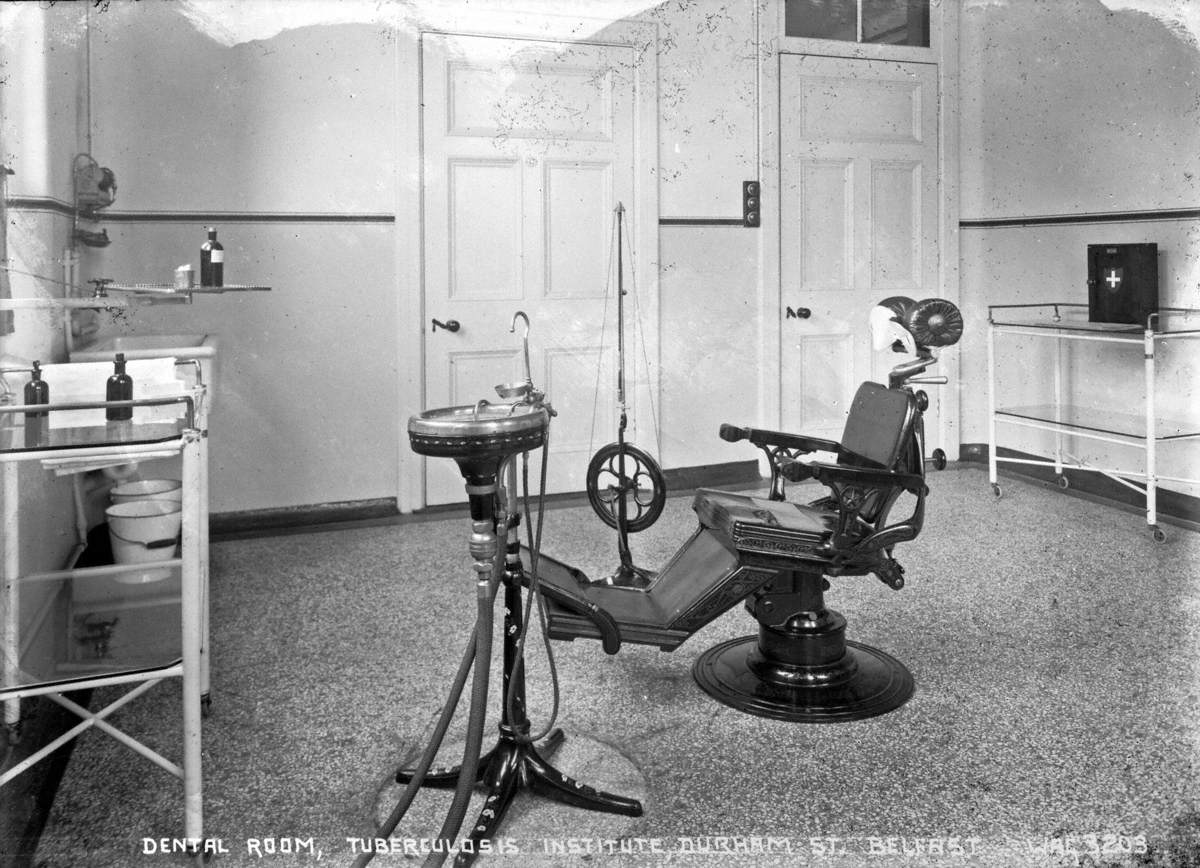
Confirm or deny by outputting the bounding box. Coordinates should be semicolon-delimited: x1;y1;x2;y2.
1088;243;1158;325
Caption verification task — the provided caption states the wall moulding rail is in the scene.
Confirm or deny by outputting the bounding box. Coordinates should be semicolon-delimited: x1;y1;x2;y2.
960;207;1200;229
4;198;395;225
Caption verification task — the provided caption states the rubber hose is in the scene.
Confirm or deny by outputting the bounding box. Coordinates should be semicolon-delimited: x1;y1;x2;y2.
423;582;495;868
350;629;478;868
506;441;559;745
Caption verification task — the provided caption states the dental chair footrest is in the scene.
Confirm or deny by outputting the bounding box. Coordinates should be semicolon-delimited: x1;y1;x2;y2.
529;529;776;652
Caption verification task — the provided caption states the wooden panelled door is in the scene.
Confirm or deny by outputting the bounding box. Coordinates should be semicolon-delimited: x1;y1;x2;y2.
421;33;645;505
779;54;940;444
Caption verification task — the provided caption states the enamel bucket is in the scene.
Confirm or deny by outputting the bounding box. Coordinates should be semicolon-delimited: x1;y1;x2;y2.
106;500;182;582
110;478;183;505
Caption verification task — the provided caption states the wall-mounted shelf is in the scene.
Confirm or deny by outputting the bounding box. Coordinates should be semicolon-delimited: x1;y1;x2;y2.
986;303;1200;542
0;285;271;312
103;283;271;295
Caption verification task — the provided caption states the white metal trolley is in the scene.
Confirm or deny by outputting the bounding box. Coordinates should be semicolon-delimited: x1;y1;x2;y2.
987;303;1200;542
1;376;209;848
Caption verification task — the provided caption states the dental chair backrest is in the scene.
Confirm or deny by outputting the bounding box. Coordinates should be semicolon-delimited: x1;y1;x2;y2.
838;382;919;472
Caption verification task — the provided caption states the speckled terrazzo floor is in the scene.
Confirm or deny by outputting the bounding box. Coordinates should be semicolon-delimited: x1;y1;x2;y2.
24;466;1200;867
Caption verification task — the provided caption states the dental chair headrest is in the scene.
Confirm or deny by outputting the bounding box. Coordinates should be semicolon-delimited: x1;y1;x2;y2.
870;296;963;354
870;297;917;354
905;298;963;349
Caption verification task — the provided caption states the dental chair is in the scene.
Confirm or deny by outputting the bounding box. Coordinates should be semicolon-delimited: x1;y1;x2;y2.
533;297;962;721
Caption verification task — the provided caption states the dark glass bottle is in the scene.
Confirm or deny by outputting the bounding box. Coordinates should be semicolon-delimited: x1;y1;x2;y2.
24;360;48;418
106;353;133;421
200;227;224;287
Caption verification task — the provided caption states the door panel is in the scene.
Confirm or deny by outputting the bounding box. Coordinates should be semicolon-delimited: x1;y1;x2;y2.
797;73;926;142
545;161;612;298
798;159;853;289
780;333;855;435
447;159;523;300
871;160;923;290
422;33;641;505
780;54;939;444
543;344;616;455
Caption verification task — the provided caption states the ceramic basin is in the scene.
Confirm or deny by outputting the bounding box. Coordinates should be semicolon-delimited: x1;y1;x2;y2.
70;334;218;402
408;401;548;462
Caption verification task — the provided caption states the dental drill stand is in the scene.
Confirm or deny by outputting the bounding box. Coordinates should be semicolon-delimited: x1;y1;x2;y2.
397;468;643;844
402;368;641;864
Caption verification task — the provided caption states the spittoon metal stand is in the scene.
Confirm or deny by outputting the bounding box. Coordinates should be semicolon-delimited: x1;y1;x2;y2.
365;315;640;867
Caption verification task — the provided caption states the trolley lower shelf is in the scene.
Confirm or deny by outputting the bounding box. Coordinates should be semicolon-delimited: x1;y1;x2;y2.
2;392;209;849
987;304;1200;542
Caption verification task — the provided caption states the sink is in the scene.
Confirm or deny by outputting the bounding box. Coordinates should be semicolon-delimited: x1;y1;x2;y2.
409;401;549;478
75;334;212;354
70;334;218;404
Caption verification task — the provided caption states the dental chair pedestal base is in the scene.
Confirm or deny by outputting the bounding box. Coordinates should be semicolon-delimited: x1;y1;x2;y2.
693;569;913;722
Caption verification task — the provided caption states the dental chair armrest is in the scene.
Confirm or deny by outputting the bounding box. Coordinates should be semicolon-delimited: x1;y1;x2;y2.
832;508;925;589
719;423;840;455
807;463;928;582
779;451;883;483
808;463;927;495
721;423;843;500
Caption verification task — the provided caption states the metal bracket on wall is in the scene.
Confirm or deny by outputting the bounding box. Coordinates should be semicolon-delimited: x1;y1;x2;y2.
743;181;761;228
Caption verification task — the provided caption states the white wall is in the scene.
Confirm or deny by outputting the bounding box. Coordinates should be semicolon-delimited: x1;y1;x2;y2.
12;0;1196;519
78;4;401;514
646;0;762;469
1;5;92;680
21;0;768;516
958;0;1200;497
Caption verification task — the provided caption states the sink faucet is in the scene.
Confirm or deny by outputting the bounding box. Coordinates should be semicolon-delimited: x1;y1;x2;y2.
511;311;532;388
498;310;554;416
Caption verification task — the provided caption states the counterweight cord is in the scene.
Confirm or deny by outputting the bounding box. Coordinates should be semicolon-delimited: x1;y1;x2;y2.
588;214;617;454
620;211;663;460
587;207;662;462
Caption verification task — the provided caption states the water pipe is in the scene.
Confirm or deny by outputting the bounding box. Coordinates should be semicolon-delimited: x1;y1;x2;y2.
3;462;18;739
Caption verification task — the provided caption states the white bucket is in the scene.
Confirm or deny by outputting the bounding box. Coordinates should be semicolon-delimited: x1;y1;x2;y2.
110;478;183;505
106;500;182;583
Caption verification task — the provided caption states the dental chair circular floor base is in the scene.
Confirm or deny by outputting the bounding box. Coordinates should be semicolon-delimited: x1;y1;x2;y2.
693;570;914;722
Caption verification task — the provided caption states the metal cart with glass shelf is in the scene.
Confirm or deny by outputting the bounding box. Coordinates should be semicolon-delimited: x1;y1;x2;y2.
1;381;209;849
987;303;1200;542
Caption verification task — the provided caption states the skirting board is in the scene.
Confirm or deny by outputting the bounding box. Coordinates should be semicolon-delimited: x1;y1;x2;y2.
211;460;761;540
211;451;1199;540
960;444;1200;527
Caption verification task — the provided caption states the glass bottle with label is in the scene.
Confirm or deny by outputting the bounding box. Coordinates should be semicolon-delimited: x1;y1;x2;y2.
106;353;133;421
24;361;48;418
200;228;224;287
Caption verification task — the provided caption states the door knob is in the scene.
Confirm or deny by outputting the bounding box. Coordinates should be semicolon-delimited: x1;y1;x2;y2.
431;318;461;333
786;306;811;320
